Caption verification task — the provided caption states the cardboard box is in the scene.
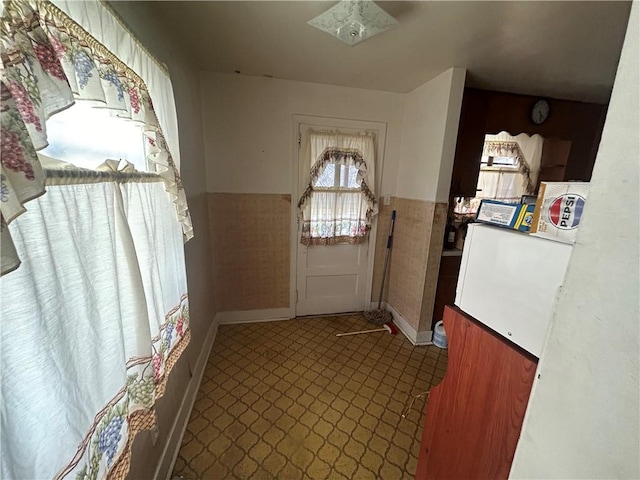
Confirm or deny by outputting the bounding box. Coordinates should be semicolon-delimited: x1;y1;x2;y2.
475;200;536;232
530;182;590;244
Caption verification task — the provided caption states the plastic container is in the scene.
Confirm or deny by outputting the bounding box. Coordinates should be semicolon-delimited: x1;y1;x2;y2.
432;321;448;349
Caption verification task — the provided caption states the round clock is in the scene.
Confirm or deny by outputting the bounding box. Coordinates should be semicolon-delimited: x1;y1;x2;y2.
531;99;550;125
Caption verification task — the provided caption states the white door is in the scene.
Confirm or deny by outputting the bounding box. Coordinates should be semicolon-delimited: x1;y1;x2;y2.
297;235;370;316
295;123;375;317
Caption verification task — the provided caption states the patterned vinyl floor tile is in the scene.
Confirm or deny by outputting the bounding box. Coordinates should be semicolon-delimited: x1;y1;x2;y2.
172;314;448;479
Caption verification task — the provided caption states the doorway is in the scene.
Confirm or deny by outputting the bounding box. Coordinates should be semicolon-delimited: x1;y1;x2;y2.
290;116;387;317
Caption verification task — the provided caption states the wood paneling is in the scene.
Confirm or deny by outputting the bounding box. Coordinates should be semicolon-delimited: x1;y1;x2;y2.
540;138;572;168
450;88;608;197
449;90;489;197
416;306;537;480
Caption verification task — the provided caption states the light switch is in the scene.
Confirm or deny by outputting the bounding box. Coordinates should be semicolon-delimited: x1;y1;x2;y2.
383;194;391;206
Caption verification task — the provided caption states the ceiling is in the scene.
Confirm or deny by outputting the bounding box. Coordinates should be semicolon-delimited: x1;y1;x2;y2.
150;1;632;104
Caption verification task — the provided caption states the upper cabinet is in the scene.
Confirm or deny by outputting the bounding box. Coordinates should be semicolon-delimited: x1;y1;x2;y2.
449;89;489;197
449;88;608;198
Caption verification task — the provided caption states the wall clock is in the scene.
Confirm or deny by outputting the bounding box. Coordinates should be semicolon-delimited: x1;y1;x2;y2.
531;99;550;125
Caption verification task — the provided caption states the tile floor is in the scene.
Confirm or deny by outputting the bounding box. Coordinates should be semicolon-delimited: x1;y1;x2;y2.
173;314;448;479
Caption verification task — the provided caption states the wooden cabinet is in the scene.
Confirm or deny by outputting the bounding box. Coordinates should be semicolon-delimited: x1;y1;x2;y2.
449;90;489;197
431;254;462;330
537;138;572;187
416;306;537;480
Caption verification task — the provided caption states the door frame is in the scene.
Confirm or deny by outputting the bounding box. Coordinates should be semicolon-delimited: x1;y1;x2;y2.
290;114;388;317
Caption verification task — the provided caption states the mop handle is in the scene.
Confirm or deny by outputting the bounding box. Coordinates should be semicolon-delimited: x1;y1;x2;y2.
377;210;396;309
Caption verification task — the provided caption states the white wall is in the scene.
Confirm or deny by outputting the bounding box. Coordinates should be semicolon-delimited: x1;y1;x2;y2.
201;72;406;195
396;67;466;202
435;68;466;202
510;4;639;479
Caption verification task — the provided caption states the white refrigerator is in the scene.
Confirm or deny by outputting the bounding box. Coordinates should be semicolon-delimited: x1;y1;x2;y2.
455;223;573;357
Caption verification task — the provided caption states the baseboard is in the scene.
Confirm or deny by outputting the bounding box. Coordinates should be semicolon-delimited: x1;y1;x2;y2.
415;329;434;346
215;307;293;324
156;315;219;480
386;303;433;346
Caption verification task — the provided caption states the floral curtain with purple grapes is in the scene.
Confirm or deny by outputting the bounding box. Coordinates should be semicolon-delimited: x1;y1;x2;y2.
0;1;192;479
0;0;193;277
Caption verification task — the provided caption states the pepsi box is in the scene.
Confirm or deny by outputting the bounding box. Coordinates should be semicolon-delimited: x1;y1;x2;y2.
475;200;536;232
530;182;590;244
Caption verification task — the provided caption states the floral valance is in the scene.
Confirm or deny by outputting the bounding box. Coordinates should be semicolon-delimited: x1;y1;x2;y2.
0;0;192;275
483;140;525;162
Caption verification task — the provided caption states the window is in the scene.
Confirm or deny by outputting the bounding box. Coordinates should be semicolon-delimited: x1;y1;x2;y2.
0;2;192;478
298;132;378;246
480;155;519;168
454;133;544;216
314;163;360;189
41;102;147;171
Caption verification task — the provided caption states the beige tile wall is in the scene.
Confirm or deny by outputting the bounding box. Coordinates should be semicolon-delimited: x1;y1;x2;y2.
386;198;434;330
209;193;291;312
208;192;446;331
419;203;448;332
381;198;448;333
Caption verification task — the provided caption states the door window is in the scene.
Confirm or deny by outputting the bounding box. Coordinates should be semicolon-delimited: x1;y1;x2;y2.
298;131;378;246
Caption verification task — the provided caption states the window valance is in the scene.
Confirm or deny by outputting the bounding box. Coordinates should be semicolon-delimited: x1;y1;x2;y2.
483;140;525;161
0;0;192;276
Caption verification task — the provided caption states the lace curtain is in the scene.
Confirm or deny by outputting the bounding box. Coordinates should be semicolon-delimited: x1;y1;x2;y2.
297;130;378;246
0;0;192;276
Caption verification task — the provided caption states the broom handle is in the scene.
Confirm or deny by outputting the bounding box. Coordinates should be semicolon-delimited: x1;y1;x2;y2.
377;210;396;309
336;328;387;337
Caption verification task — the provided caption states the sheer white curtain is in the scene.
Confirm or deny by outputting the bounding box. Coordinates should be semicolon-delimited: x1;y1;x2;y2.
0;173;189;479
476;132;544;204
298;130;378;245
476;168;526;203
482;132;544;194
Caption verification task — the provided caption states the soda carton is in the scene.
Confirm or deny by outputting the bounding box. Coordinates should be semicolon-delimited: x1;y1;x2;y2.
530;182;590;244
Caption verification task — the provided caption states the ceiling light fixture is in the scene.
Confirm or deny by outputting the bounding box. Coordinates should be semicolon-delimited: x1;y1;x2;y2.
307;0;398;46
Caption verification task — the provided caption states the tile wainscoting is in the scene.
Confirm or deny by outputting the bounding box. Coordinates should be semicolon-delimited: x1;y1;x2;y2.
380;198;448;335
419;203;448;332
208;193;446;338
209;193;291;312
